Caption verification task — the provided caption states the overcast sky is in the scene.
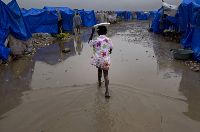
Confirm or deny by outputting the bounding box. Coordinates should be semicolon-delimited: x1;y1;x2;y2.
2;0;180;10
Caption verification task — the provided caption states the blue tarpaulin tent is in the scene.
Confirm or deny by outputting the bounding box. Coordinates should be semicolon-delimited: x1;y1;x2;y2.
150;8;163;33
151;3;179;33
116;11;133;21
44;6;74;31
149;11;157;18
44;7;96;30
0;0;31;60
179;0;200;61
75;9;96;27
136;11;150;20
82;10;96;26
22;8;58;33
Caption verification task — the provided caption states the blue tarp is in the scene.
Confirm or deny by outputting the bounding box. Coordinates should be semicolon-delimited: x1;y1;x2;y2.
116;11;133;20
183;0;200;4
82;10;96;26
191;28;200;61
44;7;96;31
44;6;74;31
136;11;150;20
149;11;157;18
151;6;179;33
0;0;31;60
179;0;200;61
150;8;163;33
22;8;58;33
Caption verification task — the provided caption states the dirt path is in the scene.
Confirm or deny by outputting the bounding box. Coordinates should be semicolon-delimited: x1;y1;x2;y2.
0;21;200;132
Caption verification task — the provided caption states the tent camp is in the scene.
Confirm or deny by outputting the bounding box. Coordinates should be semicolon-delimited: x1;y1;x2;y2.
0;0;31;60
179;0;200;61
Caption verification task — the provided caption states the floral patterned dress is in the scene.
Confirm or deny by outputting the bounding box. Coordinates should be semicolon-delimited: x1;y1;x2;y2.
90;35;113;70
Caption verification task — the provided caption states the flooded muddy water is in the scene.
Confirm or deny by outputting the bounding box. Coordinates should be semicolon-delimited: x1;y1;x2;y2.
0;21;200;132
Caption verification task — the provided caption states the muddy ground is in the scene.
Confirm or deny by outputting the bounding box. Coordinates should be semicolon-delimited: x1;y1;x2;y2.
0;21;200;132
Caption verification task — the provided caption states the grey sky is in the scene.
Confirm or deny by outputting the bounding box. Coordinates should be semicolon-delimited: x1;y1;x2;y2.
2;0;180;10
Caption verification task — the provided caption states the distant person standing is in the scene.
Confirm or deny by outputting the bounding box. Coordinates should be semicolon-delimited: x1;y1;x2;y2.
96;11;101;24
99;11;105;23
57;9;63;34
73;13;82;34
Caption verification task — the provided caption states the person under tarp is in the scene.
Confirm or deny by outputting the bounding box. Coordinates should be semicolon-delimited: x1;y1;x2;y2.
0;0;31;61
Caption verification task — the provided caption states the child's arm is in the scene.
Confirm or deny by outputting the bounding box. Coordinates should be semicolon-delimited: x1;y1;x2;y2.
108;38;113;54
109;49;112;54
88;27;95;43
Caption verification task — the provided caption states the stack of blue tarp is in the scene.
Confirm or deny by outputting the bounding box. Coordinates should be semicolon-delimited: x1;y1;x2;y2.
0;0;31;60
136;11;150;20
179;0;200;61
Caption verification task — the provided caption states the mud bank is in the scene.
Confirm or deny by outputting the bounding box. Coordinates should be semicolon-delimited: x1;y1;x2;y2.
0;21;200;132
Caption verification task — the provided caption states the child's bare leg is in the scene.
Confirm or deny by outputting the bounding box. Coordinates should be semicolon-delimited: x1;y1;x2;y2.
103;70;110;98
98;68;102;87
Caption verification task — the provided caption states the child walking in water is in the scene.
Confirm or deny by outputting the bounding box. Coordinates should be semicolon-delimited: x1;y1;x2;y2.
89;24;113;98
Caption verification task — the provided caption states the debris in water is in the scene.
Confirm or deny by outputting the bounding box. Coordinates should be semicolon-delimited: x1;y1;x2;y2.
190;66;200;72
185;61;200;72
58;59;63;62
62;48;71;53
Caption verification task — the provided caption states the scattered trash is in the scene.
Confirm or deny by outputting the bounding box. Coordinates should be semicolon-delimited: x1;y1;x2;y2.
171;49;193;60
55;33;71;40
62;48;71;53
185;61;200;72
58;59;63;62
190;66;200;72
